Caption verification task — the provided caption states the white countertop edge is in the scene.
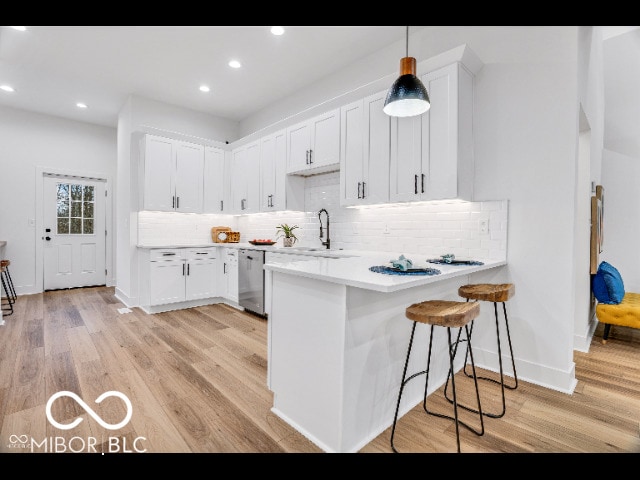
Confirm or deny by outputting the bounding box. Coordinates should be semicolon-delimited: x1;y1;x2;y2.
265;259;507;293
137;243;355;258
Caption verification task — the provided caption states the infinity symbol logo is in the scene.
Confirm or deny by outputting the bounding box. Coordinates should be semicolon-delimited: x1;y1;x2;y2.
9;434;28;444
46;391;133;430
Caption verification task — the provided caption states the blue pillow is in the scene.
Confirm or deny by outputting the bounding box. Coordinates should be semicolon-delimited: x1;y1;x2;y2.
592;261;625;304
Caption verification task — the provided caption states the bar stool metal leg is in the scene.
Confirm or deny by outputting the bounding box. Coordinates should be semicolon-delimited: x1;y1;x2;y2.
391;305;484;453
1;272;14;316
423;324;484;452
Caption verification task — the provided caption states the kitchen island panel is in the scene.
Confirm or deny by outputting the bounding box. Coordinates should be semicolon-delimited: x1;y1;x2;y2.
269;272;347;452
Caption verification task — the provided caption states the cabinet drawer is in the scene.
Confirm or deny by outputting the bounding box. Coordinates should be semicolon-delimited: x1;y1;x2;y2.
150;249;184;261
184;247;217;260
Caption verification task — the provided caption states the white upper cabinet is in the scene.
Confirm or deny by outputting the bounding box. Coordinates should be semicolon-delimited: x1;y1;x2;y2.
390;61;474;202
203;146;226;213
340;90;390;206
141;134;204;213
260;130;285;211
261;129;305;212
174;141;204;212
287;108;340;176
230;141;260;214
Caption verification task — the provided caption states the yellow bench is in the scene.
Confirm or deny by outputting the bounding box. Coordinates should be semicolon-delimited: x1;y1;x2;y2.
595;292;640;344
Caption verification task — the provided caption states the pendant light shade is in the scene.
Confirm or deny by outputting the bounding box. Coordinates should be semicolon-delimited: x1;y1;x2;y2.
383;26;430;117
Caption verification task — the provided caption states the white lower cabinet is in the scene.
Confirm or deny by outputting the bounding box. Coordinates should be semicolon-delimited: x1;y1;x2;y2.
222;248;239;304
140;247;219;312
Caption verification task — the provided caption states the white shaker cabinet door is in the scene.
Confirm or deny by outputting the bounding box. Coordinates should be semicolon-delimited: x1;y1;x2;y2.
149;260;185;305
174;141;204;213
143;135;175;211
185;259;217;301
203;146;225;213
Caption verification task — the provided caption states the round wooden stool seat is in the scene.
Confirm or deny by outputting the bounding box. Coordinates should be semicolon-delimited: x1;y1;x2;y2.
406;300;480;327
458;283;515;303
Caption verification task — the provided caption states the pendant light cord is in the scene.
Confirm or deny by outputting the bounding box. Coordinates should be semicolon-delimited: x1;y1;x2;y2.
406;26;409;57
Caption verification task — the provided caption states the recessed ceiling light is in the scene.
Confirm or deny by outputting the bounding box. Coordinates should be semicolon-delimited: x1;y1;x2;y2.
76;103;88;109
270;26;285;36
9;26;26;31
199;85;210;93
0;85;15;93
228;60;241;69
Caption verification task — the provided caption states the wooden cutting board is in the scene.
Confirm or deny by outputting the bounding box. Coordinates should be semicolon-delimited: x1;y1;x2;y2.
211;226;232;243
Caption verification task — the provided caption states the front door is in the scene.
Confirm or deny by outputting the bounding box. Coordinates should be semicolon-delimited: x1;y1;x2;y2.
43;175;106;290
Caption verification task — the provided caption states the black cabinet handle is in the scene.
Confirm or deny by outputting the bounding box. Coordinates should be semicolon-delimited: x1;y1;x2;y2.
357;182;362;199
224;262;227;274
421;174;425;194
187;264;190;275
306;150;309;164
177;196;180;209
220;200;224;211
414;175;418;194
162;253;176;256
182;263;185;276
309;149;313;163
172;196;175;208
362;182;366;198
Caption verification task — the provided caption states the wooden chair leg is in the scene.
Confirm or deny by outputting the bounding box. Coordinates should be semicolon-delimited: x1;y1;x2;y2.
602;324;611;344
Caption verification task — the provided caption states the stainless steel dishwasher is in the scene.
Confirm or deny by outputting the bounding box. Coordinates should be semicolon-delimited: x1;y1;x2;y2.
238;248;266;317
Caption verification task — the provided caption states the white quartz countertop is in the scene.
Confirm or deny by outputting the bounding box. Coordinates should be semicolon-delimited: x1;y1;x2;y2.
137;242;355;258
264;252;506;293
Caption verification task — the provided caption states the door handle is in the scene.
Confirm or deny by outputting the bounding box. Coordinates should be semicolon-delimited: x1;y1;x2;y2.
45;236;51;241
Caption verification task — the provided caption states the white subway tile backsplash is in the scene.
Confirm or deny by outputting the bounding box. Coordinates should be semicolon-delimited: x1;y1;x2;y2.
138;174;508;261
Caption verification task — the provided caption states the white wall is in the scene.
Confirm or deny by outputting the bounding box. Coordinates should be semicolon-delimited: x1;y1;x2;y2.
601;149;640;292
0;104;116;294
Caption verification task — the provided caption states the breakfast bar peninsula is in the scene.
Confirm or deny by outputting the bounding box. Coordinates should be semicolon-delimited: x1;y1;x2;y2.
264;251;506;452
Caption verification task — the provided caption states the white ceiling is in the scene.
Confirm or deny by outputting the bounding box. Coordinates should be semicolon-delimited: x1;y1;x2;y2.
1;25;639;158
0;25;415;128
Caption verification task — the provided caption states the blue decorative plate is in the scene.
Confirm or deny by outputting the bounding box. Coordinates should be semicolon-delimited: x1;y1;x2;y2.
369;266;441;276
426;259;484;266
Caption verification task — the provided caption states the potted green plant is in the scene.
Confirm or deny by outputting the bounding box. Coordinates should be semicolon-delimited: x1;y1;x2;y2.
276;224;299;247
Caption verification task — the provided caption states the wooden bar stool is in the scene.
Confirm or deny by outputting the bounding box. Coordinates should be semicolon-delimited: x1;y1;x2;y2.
1;261;15;316
451;283;518;419
390;300;484;453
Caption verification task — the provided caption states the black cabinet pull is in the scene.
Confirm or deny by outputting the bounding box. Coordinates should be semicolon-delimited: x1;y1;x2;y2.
306;150;309;164
172;196;175;208
309;149;313;163
421;174;425;194
182;263;185;276
187;264;190;275
220;200;224;211
414;175;418;194
177;196;180;209
223;262;227;274
357;182;362;199
362;182;366;198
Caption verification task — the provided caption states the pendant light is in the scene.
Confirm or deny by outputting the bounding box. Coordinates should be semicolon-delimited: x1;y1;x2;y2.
383;26;430;117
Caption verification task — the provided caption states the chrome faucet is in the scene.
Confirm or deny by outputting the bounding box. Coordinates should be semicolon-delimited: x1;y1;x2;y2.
318;208;330;249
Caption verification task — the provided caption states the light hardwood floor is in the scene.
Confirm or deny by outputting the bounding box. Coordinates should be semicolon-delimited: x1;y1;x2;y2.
1;286;639;454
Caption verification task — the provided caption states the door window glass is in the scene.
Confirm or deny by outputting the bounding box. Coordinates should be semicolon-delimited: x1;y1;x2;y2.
56;183;95;235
